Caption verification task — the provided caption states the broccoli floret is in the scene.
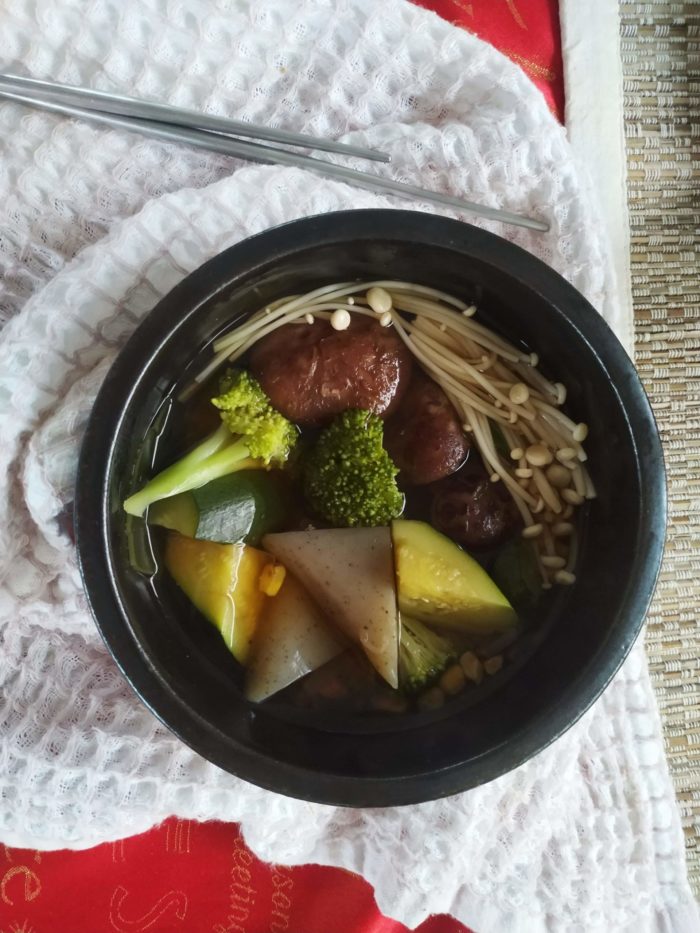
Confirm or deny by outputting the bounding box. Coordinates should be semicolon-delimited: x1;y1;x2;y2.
303;409;404;527
212;369;297;463
124;369;297;517
399;616;456;695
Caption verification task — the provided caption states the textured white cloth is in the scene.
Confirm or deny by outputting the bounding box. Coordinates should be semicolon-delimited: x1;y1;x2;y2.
0;1;697;930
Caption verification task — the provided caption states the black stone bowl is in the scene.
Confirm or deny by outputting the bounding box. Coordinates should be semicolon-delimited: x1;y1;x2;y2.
75;210;665;806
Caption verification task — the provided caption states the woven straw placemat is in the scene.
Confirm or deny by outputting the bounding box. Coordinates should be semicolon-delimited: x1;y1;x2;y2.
620;0;700;895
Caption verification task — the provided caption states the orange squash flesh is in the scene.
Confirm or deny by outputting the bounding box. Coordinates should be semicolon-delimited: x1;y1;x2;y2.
164;533;274;664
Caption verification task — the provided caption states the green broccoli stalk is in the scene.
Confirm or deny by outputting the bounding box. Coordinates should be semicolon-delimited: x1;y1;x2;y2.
123;369;297;517
303;409;404;527
399;616;456;695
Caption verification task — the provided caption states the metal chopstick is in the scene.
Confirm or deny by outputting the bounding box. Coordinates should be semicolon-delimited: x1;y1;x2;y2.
0;89;550;232
0;72;389;164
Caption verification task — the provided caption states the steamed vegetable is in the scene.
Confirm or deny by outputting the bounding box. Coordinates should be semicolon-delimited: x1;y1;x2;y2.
148;471;290;545
391;520;517;633
302;409;404;527
124;369;297;517
245;573;344;702
263;527;400;688
399;616;457;695
164;533;282;663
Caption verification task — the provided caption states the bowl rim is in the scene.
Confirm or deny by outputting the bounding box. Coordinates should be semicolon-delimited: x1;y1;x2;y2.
75;209;667;806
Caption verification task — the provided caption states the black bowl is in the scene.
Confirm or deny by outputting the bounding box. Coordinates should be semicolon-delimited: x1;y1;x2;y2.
75;210;665;806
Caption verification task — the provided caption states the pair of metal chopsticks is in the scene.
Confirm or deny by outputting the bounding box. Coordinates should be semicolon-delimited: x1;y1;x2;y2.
0;73;549;232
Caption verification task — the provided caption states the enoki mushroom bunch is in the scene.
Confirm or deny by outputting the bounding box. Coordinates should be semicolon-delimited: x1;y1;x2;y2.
186;281;595;588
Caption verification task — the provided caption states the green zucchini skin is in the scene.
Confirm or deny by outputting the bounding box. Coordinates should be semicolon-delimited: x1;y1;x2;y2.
148;471;290;545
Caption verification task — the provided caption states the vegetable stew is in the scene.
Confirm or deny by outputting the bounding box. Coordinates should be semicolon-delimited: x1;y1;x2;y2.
125;282;593;714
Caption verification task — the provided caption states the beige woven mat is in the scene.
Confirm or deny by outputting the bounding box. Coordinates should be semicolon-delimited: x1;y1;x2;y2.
620;0;700;895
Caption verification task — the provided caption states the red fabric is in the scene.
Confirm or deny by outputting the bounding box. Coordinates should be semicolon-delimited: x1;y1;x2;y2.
414;0;565;121
0;3;563;931
0;820;472;933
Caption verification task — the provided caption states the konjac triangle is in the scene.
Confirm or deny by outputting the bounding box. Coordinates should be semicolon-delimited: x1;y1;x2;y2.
245;572;344;702
262;527;400;687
